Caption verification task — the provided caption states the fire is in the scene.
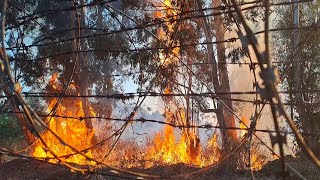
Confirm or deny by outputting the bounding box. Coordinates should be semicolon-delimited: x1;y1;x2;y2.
29;0;267;171
156;0;180;66
32;73;95;165
144;107;222;167
206;134;220;163
145;124;202;167
251;153;264;170
239;117;250;138
143;0;217;167
239;117;264;170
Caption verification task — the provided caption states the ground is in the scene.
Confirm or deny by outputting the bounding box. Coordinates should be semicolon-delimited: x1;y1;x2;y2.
0;156;319;179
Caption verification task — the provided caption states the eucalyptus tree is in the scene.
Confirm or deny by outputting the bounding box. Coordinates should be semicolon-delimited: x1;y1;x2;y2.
273;1;320;156
2;0;140;143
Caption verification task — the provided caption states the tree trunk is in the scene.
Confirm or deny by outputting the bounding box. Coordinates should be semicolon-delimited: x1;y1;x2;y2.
292;2;319;156
97;5;113;130
69;0;91;129
186;58;192;132
0;6;36;144
213;0;237;141
195;0;228;148
78;0;92;129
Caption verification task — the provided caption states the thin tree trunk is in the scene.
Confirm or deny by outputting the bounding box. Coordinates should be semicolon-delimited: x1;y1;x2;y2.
69;1;92;129
97;5;113;129
292;2;318;156
293;0;304;128
79;0;91;128
186;58;192;133
213;0;237;141
196;0;228;148
0;2;35;144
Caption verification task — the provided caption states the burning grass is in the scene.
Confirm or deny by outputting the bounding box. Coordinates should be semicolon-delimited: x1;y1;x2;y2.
32;74;96;165
32;98;96;165
30;0;266;172
29;74;266;171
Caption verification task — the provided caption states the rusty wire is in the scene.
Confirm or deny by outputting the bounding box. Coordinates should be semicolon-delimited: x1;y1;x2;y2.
228;0;320;180
0;0;319;179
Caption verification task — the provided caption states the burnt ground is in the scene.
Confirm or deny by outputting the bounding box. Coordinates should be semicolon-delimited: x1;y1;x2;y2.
0;156;319;180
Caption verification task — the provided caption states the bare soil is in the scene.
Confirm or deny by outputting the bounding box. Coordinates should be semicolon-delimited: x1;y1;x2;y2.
0;156;319;179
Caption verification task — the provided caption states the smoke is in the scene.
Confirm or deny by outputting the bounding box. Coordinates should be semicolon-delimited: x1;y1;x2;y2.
227;26;296;157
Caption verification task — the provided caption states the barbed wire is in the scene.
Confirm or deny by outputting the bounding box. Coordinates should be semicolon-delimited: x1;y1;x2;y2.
2;110;320;137
6;0;313;31
0;0;319;179
228;0;319;179
6;24;318;53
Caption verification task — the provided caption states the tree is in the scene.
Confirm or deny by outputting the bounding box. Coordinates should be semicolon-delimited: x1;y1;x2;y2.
2;0;40;144
213;0;237;142
3;0;137;144
274;0;320;156
195;0;239;149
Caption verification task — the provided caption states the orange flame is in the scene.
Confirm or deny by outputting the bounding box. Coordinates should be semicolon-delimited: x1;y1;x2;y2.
145;125;203;167
29;0;270;169
32;73;95;165
239;117;249;138
240;117;264;170
143;0;220;167
145;107;221;167
156;0;180;66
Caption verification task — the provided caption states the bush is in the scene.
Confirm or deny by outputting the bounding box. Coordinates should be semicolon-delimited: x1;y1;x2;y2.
0;113;24;148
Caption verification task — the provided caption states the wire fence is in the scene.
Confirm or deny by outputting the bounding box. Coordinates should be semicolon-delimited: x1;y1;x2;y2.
0;0;319;179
